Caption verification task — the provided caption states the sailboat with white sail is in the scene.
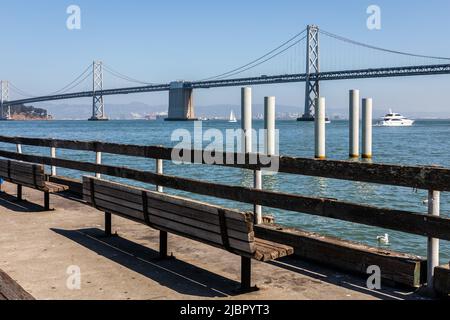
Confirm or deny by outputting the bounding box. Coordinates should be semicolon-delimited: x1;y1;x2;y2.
228;110;237;123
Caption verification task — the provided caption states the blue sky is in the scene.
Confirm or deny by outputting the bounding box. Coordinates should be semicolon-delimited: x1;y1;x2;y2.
1;0;450;115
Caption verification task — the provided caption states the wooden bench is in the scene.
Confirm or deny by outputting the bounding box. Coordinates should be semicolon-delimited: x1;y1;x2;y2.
0;159;68;210
82;176;294;292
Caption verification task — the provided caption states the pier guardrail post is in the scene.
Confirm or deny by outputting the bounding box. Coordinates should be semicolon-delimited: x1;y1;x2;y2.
96;151;102;179
16;144;22;200
349;90;360;158
156;159;163;193
362;98;373;159
315;97;326;159
427;190;440;292
254;169;262;225
50;147;57;176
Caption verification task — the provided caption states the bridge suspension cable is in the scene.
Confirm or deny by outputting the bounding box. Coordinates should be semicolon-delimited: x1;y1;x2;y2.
8;82;37;99
200;28;307;81
320;29;450;61
48;64;93;95
103;64;160;86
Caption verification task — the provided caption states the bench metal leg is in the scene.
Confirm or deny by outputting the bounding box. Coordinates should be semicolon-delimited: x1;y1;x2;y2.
160;231;168;259
239;257;259;293
105;212;112;237
44;192;50;211
17;185;23;201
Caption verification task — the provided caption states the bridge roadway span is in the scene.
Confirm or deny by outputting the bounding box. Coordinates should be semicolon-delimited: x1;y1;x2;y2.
5;64;450;107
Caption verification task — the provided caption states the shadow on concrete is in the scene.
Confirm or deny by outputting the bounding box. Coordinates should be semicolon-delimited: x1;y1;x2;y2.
0;191;45;213
268;257;425;301
51;228;240;298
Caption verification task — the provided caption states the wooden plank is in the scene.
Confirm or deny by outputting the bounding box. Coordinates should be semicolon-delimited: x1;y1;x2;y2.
254;224;426;288
0;176;45;190
0;269;34;300
254;238;294;262
434;265;450;296
83;177;250;222
82;191;253;242
0;170;45;185
147;215;254;254
44;182;69;193
147;207;254;243
48;175;83;196
2;135;450;191
4;150;450;242
86;197;144;221
83;188;252;234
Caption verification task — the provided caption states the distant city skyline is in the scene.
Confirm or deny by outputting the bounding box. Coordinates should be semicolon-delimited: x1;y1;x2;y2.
1;0;450;116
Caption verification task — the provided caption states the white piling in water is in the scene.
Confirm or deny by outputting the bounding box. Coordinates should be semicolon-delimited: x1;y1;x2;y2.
362;98;373;159
349;90;360;158
241;87;252;154
315;97;326;159
427;190;440;291
264;96;276;156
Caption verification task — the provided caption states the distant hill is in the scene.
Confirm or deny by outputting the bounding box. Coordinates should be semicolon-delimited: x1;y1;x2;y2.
41;101;450;120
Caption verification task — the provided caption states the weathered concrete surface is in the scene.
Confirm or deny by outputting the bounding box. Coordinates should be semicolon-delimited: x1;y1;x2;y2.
0;182;424;300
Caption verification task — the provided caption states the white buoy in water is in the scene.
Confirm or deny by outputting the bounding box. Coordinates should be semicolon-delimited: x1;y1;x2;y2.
377;233;390;245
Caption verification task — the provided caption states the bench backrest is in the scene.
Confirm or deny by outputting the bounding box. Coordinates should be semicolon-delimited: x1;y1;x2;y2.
0;159;46;189
82;176;256;256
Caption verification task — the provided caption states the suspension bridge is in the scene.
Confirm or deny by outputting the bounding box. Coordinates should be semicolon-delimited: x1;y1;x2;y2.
1;25;450;121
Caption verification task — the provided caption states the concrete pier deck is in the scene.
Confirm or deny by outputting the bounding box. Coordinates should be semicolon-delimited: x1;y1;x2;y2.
0;182;424;300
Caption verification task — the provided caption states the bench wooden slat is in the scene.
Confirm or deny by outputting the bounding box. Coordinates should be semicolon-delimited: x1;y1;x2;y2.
84;188;252;234
254;238;294;262
83;176;294;263
434;265;450;296
82;179;249;222
83;192;255;246
0;174;44;189
148;215;254;254
43;182;69;193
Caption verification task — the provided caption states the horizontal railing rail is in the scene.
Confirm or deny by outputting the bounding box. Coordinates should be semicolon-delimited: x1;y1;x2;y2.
0;144;450;241
0;135;449;191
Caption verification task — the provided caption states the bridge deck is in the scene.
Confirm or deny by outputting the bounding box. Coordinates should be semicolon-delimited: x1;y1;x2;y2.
0;182;425;300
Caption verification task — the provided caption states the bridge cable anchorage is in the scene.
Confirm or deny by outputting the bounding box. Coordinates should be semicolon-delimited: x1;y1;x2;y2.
103;64;160;86
319;29;450;61
199;28;307;81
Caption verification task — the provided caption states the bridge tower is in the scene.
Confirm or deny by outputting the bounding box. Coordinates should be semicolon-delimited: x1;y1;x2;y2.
0;80;10;121
298;25;320;121
166;81;197;121
89;61;108;121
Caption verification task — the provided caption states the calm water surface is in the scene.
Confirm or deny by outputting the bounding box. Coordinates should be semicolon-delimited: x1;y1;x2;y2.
1;119;449;262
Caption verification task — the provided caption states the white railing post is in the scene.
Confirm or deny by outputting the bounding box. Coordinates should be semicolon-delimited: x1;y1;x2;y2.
156;159;163;193
50;147;57;176
16;144;22;154
314;97;326;159
427;190;440;292
96;152;102;179
254;169;262;225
